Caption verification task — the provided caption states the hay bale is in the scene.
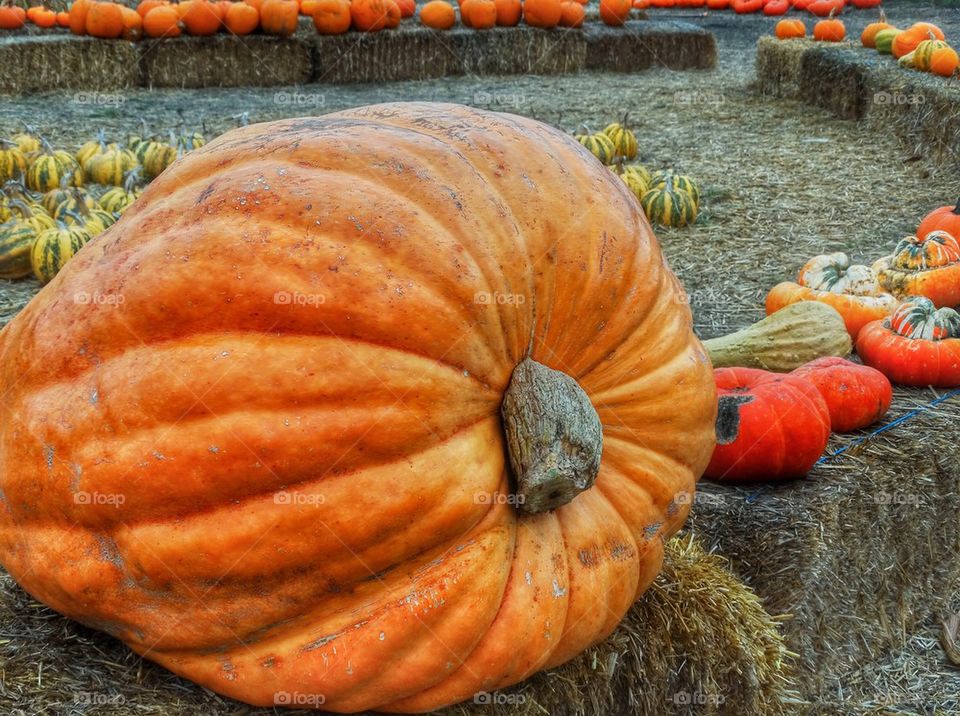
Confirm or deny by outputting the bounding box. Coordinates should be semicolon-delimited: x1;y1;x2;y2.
0;536;795;715
140;36;313;88
313;27;586;84
690;389;960;706
755;35;805;98
0;35;139;93
584;21;717;72
755;36;960;168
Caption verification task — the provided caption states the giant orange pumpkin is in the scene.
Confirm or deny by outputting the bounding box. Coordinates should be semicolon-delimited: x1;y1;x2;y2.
0;103;716;713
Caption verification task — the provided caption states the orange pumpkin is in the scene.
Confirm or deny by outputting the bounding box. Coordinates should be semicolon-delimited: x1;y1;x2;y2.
813;16;845;42
0;103;715;714
891;23;943;59
260;0;298;32
419;0;454;27
917;199;960;240
522;0;560;28
349;0;391;30
599;0;630;26
393;0;414;16
28;5;59;26
929;45;959;77
0;3;26;28
181;0;221;34
310;0;349;31
120;4;143;37
494;0;520;24
558;0;582;26
136;0;167;17
792;357;892;433
143;4;181;35
68;0;89;33
462;0;496;27
85;1;125;38
860;9;891;48
56;9;70;25
224;0;259;33
775;18;805;40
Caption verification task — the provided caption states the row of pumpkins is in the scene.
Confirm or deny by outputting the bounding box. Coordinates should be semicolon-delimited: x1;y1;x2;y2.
702;199;960;482
0;126;204;283
633;0;880;13
0;0;648;36
574;119;701;227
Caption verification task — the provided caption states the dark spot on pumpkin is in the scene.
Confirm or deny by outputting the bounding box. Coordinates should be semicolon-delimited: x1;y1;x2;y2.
195;183;216;205
578;548;600;567
715;394;755;445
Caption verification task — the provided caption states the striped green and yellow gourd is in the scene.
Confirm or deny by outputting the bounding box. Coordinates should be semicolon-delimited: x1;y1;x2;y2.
6;200;55;233
641;185;698;228
0;140;27;183
83;147;138;186
575;128;618;165
25;146;83;193
30;222;91;284
649;171;701;205
0;221;39;280
603;120;638;161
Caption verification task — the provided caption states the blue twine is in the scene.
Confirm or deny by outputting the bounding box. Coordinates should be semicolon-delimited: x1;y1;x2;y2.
743;386;960;505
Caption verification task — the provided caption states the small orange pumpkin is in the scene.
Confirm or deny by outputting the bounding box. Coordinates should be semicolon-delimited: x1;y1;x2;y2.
56;9;70;25
462;0;496;28
599;0;630;25
558;0;582;26
929;45;959;77
813;16;845;42
68;0;89;33
136;0;167;17
181;0;221;35
143;4;182;35
522;0;560;28
393;0;414;15
120;4;143;38
860;9;891;48
419;0;454;27
85;1;125;38
350;0;390;30
494;0;520;24
224;0;259;33
311;0;349;31
260;0;298;34
775;17;805;39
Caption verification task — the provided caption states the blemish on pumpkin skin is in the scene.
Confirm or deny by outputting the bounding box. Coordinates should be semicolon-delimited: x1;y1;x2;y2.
551;580;567;598
69;464;83;493
43;444;55;470
89;388;99;405
644;523;662;539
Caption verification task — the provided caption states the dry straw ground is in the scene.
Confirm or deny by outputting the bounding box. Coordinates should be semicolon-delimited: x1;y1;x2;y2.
2;5;960;715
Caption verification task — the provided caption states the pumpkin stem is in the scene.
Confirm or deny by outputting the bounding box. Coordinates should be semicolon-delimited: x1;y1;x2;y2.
500;358;602;514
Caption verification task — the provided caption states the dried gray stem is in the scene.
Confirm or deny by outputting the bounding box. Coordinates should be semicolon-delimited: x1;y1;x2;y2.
500;358;602;514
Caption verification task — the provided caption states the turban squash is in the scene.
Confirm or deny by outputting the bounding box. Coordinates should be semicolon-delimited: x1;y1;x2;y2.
857;296;960;387
0;103;716;713
873;231;960;308
766;252;897;339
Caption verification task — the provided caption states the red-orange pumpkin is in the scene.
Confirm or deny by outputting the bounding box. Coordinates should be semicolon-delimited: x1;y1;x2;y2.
857;297;960;387
791;357;892;432
706;367;831;482
0;103;716;713
917;198;960;240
